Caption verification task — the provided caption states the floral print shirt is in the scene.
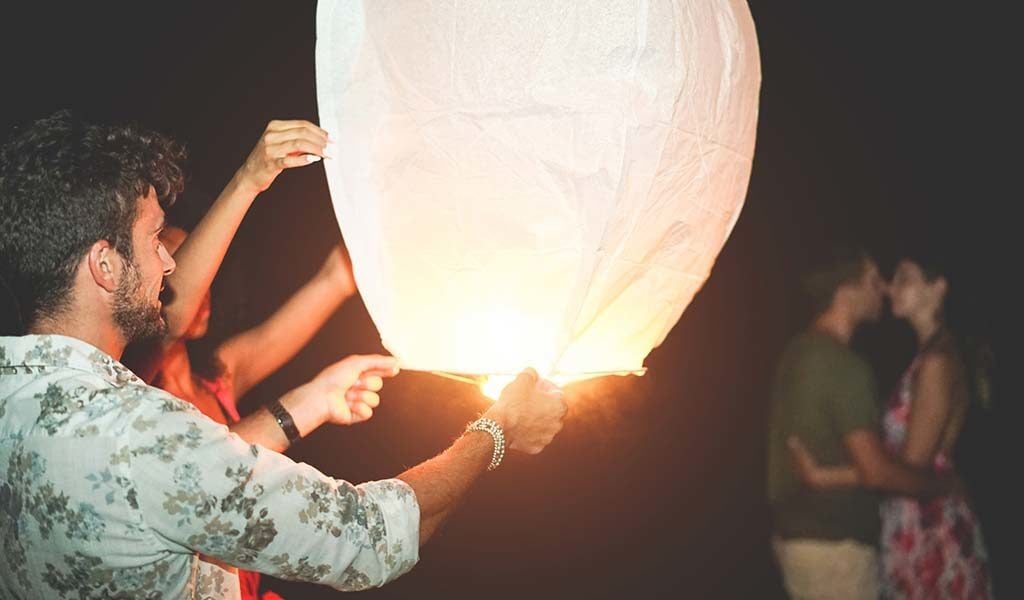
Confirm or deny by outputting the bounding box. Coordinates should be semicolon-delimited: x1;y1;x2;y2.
0;335;419;599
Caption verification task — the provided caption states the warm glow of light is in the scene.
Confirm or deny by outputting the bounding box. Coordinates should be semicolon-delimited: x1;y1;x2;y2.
478;372;589;402
456;308;648;401
480;375;516;402
452;307;561;376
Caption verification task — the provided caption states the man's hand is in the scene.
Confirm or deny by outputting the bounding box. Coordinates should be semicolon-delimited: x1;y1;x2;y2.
236;120;329;193
484;368;568;454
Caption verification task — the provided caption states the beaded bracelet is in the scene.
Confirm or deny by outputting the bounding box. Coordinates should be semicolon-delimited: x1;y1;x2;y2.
466;417;506;471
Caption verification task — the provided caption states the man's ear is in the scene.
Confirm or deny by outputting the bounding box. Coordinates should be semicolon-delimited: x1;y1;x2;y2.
87;240;119;293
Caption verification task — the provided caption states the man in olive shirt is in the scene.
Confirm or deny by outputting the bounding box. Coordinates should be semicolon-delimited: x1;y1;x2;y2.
767;246;886;599
769;330;882;543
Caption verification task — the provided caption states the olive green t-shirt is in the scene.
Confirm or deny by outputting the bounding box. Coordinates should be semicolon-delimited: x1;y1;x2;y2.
766;331;881;545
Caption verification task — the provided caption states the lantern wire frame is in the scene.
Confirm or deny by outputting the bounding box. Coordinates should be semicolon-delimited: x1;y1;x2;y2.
428;369;648;386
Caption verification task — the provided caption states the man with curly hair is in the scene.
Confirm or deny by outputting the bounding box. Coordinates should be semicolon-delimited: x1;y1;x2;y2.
0;111;568;598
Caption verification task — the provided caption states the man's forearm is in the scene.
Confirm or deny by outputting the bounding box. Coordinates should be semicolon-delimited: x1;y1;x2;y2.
227;385;327;453
396;430;494;545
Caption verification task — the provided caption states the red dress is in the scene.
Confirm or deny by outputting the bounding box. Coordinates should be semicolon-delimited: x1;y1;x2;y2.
880;354;992;599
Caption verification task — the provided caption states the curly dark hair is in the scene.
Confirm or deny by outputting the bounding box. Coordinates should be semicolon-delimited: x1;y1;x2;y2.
0;110;186;333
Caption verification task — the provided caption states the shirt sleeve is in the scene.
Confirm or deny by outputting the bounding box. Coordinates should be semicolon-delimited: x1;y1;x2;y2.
124;393;419;591
828;355;880;437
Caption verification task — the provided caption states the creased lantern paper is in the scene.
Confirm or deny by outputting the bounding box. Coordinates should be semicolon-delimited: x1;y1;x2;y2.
316;0;760;381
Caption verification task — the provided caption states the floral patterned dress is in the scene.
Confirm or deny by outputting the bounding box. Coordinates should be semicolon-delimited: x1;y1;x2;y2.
880;353;992;599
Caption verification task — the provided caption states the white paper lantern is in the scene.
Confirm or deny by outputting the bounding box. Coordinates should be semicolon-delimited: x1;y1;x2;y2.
316;0;760;383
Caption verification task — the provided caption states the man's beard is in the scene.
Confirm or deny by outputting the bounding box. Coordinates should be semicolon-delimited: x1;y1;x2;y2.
113;260;166;344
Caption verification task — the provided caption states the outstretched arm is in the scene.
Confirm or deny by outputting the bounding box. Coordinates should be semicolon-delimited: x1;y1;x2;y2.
226;362;569;547
228;354;397;452
215;245;356;399
788;431;957;497
397;372;567;545
844;429;958;497
160;120;329;346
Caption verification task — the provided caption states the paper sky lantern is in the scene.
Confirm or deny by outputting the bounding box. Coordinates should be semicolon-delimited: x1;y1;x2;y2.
316;0;760;385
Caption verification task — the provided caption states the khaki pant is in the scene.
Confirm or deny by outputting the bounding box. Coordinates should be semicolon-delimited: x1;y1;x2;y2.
772;537;879;600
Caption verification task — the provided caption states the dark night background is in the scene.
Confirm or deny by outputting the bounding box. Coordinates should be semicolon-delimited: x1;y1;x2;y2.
2;2;1018;598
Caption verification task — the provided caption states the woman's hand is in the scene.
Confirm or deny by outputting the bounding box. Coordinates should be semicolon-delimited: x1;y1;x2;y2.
235;120;329;193
312;354;400;426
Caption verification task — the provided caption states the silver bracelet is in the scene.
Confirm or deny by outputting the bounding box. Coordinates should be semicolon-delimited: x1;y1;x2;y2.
466;417;506;471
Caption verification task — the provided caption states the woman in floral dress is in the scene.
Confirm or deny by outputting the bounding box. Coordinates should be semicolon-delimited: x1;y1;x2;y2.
876;255;990;599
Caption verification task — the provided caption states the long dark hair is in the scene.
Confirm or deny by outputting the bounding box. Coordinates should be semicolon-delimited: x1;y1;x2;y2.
120;302;228;385
186;333;228;383
900;247;994;410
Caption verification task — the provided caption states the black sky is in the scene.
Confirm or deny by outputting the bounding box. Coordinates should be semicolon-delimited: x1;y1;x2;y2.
2;2;1018;598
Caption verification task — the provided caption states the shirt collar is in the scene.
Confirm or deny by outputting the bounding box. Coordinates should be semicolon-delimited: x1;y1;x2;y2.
0;334;142;388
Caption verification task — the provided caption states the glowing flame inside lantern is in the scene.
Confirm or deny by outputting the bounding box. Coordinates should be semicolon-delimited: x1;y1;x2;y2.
444;307;581;400
480;375;517;403
453;307;560;376
443;307;645;400
478;373;588;402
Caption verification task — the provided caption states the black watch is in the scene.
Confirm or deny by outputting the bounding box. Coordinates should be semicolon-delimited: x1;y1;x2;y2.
267;399;302;445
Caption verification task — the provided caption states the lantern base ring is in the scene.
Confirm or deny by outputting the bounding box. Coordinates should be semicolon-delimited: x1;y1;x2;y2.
427;369;648;386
